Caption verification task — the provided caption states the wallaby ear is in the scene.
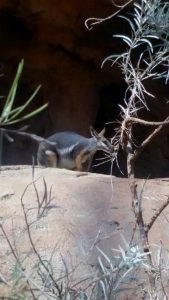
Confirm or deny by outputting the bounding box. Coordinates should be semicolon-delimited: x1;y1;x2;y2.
98;127;106;137
90;126;99;138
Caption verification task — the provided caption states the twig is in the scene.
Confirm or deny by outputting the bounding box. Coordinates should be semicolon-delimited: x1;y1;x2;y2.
85;0;134;30
158;241;169;300
42;242;59;291
123;116;169;127
25;277;55;300
37;177;55;218
120;116;169;162
20;184;62;298
147;196;169;231
32;179;41;211
0;223;37;299
125;126;156;293
134;116;169;161
0;223;18;261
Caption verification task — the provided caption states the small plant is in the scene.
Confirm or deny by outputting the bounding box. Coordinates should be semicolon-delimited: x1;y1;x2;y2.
0;59;48;164
97;239;151;299
0;59;47;126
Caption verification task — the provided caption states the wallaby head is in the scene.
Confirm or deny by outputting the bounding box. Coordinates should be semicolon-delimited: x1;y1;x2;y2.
90;126;113;154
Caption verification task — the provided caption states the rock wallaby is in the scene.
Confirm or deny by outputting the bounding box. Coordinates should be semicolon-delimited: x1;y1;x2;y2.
37;127;113;171
0;127;113;171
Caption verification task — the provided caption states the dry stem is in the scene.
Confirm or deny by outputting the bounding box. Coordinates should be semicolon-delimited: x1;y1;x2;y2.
85;0;133;30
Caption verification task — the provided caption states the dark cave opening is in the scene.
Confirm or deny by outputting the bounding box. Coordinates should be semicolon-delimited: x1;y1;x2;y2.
93;83;169;178
93;84;127;176
1;76;169;179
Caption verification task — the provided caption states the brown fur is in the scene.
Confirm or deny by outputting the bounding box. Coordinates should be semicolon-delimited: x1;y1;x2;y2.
75;149;93;171
45;150;57;167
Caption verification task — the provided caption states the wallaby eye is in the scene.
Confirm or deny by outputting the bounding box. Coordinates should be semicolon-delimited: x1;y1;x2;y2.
104;139;110;146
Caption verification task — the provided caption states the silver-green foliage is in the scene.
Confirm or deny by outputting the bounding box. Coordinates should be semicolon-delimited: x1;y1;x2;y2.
97;238;150;299
102;0;169;115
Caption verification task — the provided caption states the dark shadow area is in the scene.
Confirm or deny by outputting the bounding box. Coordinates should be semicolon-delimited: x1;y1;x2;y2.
93;84;127;176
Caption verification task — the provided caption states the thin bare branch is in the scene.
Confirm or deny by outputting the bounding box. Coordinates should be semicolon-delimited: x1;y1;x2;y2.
85;0;134;30
0;223;18;261
20;184;62;297
134;116;169;161
147;196;169;231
